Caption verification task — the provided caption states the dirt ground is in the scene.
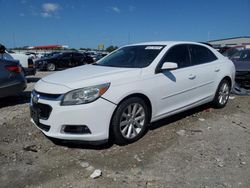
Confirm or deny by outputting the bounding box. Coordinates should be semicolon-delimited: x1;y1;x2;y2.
0;71;249;188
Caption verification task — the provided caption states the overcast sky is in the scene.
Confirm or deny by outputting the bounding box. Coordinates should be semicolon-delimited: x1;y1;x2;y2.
0;0;249;49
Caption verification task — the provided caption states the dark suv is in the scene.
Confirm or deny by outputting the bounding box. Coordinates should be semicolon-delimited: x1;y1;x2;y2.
35;52;94;71
232;49;250;89
0;45;26;98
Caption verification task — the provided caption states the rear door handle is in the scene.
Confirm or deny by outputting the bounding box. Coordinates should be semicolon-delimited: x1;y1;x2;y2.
188;74;196;80
215;69;220;72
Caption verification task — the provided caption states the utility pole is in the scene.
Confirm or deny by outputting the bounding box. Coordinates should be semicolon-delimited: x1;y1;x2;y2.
12;33;16;48
128;32;131;44
207;31;210;41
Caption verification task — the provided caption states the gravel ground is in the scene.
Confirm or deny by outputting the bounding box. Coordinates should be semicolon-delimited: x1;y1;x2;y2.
0;71;249;188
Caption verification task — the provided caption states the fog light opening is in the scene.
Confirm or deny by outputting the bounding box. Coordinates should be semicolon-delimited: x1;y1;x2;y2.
62;125;91;134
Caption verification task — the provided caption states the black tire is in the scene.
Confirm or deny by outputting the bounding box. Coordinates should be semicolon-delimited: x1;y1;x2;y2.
111;97;149;145
213;79;231;108
46;63;56;71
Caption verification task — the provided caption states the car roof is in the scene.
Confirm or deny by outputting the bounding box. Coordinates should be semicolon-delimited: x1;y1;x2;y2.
127;41;208;46
123;41;224;59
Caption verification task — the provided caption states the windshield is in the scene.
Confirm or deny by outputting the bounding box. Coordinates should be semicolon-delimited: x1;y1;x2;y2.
97;45;165;68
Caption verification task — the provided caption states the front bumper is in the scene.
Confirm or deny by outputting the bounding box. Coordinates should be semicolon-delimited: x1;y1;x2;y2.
235;71;250;89
30;93;117;141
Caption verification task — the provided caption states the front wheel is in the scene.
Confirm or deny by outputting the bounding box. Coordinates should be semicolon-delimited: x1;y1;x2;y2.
213;79;231;108
111;97;149;145
46;63;56;71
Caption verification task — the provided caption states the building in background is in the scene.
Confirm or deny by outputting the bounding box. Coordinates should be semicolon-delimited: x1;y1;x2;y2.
208;36;250;48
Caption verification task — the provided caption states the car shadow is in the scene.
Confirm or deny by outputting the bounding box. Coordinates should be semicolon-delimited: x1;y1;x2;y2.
150;103;212;130
51;103;212;150
0;91;31;108
47;136;114;150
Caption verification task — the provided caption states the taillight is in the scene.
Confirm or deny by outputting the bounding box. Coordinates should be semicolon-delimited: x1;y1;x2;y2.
5;65;22;73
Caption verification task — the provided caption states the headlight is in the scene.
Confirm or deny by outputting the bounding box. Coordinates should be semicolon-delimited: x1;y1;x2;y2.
61;83;110;105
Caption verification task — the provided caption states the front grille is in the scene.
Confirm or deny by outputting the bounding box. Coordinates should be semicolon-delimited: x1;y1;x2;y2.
30;105;51;132
33;103;52;120
34;90;62;101
37;122;50;132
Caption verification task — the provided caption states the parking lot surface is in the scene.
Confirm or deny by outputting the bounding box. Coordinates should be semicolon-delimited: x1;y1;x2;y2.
0;72;249;188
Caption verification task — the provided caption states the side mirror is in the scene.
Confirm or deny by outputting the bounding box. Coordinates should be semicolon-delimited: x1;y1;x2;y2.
0;44;6;54
161;62;178;70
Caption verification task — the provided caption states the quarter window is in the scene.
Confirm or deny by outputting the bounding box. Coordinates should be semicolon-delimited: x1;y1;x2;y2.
161;45;191;69
189;45;217;65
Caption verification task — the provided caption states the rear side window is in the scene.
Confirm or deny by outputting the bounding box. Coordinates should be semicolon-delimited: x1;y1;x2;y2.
161;45;191;69
189;45;217;65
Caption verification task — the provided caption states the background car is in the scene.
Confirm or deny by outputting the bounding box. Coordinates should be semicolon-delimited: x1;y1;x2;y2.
7;52;36;76
220;46;246;59
232;49;250;90
41;52;61;58
0;45;27;98
35;52;94;71
24;52;40;61
92;54;104;62
0;44;36;76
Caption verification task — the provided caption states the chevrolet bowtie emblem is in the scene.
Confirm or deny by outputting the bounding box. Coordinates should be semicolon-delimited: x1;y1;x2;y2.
32;94;40;104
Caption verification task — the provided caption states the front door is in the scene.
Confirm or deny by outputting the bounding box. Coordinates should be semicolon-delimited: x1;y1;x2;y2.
149;44;198;119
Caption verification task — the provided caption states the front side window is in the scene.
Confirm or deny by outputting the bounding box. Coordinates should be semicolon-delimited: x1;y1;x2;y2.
189;45;217;65
96;45;164;68
161;45;191;69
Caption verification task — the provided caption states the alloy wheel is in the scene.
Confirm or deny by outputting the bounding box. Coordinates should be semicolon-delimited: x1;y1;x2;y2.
119;103;146;139
47;63;56;71
218;82;230;105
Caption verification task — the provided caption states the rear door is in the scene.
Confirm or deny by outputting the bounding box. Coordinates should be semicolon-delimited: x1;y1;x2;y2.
188;44;219;100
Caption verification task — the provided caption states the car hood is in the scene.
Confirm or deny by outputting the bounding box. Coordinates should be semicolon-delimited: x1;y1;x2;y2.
36;64;142;93
233;60;250;71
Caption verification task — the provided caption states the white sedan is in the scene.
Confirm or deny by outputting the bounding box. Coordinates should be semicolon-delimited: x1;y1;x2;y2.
30;41;235;145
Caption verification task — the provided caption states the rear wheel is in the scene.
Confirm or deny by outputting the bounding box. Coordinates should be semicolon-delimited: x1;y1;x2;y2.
213;79;231;108
46;63;56;71
111;97;149;145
